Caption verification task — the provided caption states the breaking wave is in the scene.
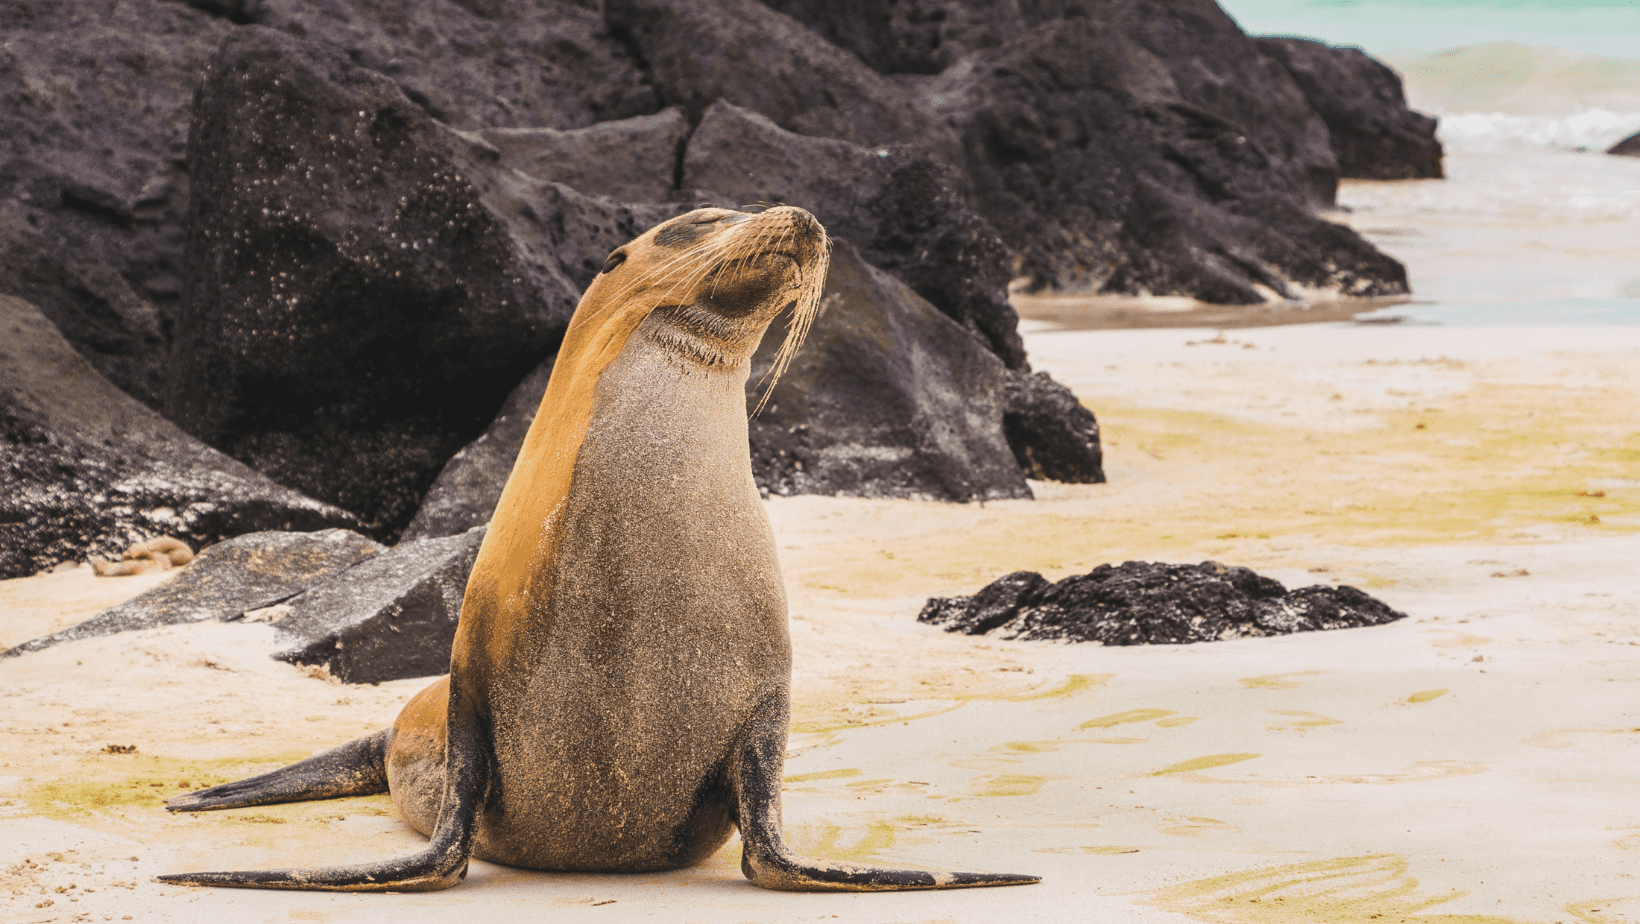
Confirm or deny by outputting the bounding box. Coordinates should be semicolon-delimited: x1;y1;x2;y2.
1435;108;1640;153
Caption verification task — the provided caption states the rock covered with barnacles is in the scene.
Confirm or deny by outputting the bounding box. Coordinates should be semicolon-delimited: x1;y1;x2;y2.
919;561;1407;644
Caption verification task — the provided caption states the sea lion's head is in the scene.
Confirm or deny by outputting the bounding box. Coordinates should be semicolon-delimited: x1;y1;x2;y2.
582;205;831;395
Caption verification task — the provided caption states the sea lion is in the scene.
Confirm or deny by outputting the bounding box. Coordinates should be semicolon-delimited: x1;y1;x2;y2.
158;206;1039;893
90;536;195;576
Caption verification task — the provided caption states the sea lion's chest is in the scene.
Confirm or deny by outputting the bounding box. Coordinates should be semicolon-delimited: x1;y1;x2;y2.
477;330;791;870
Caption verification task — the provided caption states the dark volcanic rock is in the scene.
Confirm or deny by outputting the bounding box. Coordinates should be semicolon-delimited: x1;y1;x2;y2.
270;527;484;684
923;13;1408;302
3;529;382;657
1002;371;1105;484
251;0;659;132
684;100;1025;367
0;0;655;407
0;208;167;406
0;0;232;399
759;0;1064;75
604;0;963;164
749;240;1029;502
482;108;689;204
400;358;554;541
1257;37;1443;180
170;27;681;539
1610;132;1640;157
920;561;1407;644
0;295;361;581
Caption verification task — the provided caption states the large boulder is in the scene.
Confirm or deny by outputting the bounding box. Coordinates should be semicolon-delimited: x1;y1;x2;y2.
169;27;681;540
920;561;1407;644
604;0;963;164
1001;371;1105;484
1256;37;1443;180
922;13;1407;302
0;0;233;404
748;240;1029;502
0;0;657;408
683;100;1025;368
0;295;361;581
3;529;382;656
269;527;485;684
249;0;660;132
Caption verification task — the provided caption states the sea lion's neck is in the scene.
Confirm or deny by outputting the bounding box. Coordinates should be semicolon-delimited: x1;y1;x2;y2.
643;302;763;373
593;312;757;442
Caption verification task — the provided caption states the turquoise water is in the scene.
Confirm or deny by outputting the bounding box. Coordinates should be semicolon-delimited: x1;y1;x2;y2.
1216;0;1640;58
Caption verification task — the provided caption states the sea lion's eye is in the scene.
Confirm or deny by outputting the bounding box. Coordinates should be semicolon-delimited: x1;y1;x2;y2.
601;252;627;274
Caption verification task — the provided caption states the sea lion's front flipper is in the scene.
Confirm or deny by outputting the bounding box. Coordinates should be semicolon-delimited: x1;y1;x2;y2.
157;681;490;892
731;692;1041;892
165;728;392;812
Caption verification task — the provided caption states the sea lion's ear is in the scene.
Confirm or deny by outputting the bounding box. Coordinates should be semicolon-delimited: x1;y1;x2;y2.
600;251;627;275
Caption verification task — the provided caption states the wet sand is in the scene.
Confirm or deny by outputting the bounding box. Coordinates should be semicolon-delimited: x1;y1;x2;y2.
3;321;1637;923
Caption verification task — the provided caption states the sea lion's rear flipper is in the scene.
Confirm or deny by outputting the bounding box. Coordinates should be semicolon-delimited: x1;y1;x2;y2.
731;693;1041;892
157;684;491;892
165;729;393;812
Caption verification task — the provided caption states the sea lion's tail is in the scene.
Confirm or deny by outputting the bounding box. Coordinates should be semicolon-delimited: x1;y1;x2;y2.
165;728;391;813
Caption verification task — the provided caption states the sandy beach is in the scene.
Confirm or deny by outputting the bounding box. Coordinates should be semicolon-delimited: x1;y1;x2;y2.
4;313;1637;923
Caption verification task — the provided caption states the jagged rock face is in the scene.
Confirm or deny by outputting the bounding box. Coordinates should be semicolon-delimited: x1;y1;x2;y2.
3;529;381;656
925;15;1406;302
748;240;1030;502
272;527;485;684
604;0;964;165
919;561;1407;644
1257;37;1443;181
0;0;232;405
1001;370;1105;484
1609;132;1640;157
753;0;1415;304
683;100;1025;367
0;295;361;581
170;27;684;540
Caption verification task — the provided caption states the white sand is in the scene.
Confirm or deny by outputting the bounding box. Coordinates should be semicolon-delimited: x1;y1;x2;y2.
3;322;1637;924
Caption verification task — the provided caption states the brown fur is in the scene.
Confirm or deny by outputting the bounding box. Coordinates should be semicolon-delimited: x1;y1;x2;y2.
90;536;195;576
387;206;828;868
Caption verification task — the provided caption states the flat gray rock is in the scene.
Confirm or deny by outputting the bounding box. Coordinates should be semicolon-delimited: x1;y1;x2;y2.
270;528;486;684
3;529;383;657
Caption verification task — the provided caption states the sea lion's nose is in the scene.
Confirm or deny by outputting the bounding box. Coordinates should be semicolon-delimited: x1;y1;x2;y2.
767;206;826;244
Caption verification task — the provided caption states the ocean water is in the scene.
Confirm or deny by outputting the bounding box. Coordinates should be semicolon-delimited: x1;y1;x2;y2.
1340;147;1640;326
1210;1;1640;326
